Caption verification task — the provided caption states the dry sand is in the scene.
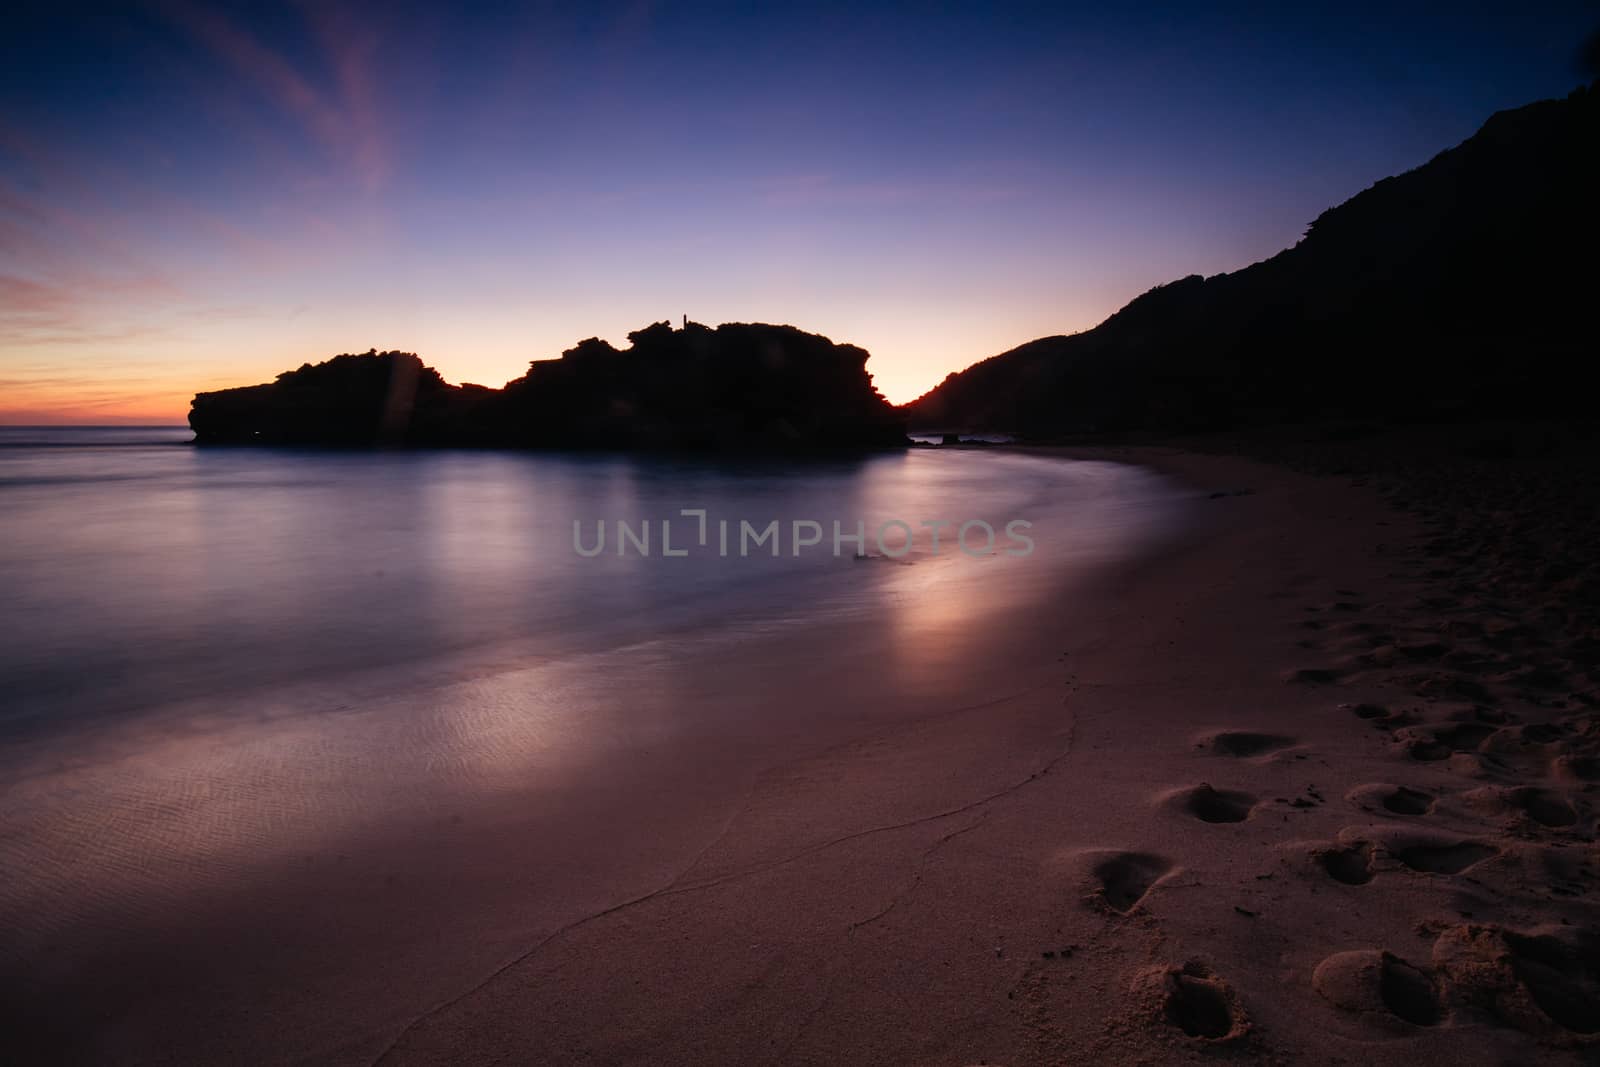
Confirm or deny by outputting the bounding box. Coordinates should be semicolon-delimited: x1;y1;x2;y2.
9;443;1598;1064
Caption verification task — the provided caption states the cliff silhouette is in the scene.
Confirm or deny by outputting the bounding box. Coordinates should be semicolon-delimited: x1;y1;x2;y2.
906;83;1599;435
189;322;907;449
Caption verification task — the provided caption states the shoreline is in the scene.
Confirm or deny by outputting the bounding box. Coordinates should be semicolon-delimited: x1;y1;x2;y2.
368;444;1596;1064
6;443;1597;1064
1;450;1183;1065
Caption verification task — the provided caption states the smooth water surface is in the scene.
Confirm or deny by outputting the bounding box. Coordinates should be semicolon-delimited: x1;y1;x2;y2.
0;428;1190;748
0;427;1202;1062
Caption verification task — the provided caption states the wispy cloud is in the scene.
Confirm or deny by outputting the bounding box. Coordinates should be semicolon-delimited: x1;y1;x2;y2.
0;271;179;346
0;125;290;350
160;0;390;192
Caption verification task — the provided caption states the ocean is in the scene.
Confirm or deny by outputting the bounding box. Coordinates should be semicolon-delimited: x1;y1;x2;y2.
0;427;1189;746
0;427;1195;1061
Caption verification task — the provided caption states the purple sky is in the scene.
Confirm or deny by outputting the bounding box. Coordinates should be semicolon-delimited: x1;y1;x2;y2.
2;1;1595;421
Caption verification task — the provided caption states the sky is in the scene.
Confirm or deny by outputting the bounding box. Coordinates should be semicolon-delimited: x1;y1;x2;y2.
2;2;1596;422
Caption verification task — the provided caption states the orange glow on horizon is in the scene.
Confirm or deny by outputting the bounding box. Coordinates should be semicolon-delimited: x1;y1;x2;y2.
0;309;1083;425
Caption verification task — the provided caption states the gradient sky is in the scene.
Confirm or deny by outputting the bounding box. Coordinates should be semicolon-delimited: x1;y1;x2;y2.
2;1;1595;422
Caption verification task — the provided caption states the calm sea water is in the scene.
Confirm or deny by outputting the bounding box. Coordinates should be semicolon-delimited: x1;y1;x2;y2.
1;426;1202;1062
0;427;1190;750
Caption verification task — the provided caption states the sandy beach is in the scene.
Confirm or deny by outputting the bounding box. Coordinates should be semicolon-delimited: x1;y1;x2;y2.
7;441;1594;1064
359;444;1600;1065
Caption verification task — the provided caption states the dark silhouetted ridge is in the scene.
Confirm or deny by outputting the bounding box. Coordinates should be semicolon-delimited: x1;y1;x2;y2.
189;322;907;450
905;84;1599;435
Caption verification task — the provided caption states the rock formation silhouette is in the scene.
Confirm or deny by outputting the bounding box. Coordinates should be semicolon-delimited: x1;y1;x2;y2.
905;83;1599;435
189;322;906;450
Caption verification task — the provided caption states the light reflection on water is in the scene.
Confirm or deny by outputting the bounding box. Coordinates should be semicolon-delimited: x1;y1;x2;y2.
0;433;1195;891
0;434;1193;894
0;429;1198;1055
0;430;1188;747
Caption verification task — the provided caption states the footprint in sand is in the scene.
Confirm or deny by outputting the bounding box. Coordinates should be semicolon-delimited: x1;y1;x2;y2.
1394;721;1496;762
1167;784;1257;824
1346;783;1435;816
1319;841;1376;885
1165;972;1234;1038
1396;840;1499;874
1382;787;1435;816
1314;949;1441;1027
1090;851;1174;914
1517;722;1571;745
1498;929;1600;1035
1377;956;1441;1026
1397;734;1452;762
1435;722;1497;750
1405;671;1493;703
1196;730;1296;759
1347;702;1419;733
1481;722;1563;759
1432;923;1600;1037
1496;662;1575;696
1133;961;1248;1042
1552;754;1600;783
1507;787;1578;828
1464;785;1577;828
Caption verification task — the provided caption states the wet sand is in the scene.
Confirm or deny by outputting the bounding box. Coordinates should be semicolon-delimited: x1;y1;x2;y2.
372;446;1600;1065
6;445;1598;1064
